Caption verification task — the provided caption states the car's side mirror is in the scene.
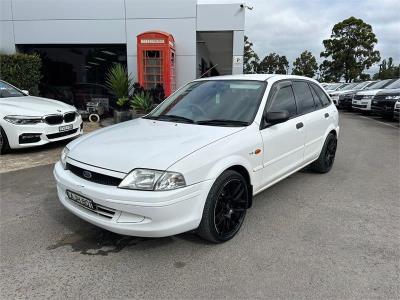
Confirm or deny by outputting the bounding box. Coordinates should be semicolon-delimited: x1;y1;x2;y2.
22;90;29;95
264;110;290;126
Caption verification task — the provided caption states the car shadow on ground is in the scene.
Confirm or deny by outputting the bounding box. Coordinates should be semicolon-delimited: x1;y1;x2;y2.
5;138;72;156
45;199;210;256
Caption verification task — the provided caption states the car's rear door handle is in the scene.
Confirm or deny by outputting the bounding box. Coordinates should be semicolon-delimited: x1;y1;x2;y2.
324;113;329;118
296;122;304;129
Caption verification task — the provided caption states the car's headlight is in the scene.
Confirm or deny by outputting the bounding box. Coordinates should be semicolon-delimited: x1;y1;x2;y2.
61;147;69;169
4;115;43;125
118;169;186;191
386;95;400;100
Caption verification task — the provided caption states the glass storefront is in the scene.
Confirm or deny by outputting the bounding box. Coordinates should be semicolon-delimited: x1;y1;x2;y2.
18;44;127;110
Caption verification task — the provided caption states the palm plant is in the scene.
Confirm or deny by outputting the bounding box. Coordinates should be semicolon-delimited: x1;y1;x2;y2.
131;91;154;114
105;64;133;111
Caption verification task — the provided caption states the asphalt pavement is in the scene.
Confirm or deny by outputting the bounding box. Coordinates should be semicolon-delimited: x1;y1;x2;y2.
0;112;399;299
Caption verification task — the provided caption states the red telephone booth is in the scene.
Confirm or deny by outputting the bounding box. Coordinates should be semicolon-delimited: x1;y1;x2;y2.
137;31;176;97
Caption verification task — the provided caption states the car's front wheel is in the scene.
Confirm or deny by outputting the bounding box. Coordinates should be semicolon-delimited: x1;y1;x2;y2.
197;170;249;243
0;126;10;155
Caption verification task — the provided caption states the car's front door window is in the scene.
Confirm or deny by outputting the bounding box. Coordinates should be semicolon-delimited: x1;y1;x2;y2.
268;84;297;117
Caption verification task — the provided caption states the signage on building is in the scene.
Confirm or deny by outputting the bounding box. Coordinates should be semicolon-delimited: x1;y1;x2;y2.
233;56;243;66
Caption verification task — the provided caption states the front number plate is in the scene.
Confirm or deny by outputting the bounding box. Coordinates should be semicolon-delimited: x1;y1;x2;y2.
66;190;95;210
59;124;73;132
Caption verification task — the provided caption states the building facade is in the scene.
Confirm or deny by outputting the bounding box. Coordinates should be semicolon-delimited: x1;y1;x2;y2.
1;0;245;99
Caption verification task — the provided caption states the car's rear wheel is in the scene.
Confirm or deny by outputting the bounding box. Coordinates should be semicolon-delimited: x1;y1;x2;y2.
197;170;249;243
0;126;10;155
310;133;337;173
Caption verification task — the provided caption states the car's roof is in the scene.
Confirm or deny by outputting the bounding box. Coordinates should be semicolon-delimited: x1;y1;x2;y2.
194;74;319;83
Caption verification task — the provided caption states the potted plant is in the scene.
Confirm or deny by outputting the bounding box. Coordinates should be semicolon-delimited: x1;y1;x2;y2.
105;64;133;123
131;91;154;118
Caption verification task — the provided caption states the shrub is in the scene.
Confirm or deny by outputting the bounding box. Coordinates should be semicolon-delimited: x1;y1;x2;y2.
131;91;154;114
0;53;42;95
105;63;133;110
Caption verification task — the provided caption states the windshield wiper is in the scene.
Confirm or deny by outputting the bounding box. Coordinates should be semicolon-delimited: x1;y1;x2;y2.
145;114;195;123
195;119;249;127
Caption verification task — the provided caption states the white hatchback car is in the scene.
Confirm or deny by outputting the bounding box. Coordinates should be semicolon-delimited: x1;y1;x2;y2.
54;75;339;243
0;80;82;154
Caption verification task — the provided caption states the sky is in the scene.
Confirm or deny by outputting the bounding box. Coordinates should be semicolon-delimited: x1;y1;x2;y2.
200;0;400;75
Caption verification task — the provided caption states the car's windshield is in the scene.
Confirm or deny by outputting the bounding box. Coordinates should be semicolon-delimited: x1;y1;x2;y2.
324;83;341;90
353;81;373;90
385;79;400;89
145;80;267;126
0;81;26;98
366;79;394;90
341;83;358;91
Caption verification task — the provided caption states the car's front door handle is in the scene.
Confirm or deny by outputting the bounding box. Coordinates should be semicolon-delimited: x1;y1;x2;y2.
296;122;304;129
324;113;329;118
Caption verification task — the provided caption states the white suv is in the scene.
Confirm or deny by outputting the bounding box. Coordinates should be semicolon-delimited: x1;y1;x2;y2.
54;75;339;243
352;79;400;112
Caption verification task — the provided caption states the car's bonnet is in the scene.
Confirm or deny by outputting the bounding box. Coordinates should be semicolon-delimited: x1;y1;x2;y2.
0;96;75;116
356;89;384;96
67;118;245;173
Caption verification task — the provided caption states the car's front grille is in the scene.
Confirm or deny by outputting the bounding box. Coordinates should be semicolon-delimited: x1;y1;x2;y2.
44;114;63;125
353;95;363;100
47;128;78;139
64;112;76;123
66;163;123;186
373;94;386;101
44;112;76;125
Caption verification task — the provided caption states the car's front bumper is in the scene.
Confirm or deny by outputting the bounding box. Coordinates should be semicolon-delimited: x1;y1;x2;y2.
2;116;83;149
338;98;353;109
352;99;371;111
53;162;212;237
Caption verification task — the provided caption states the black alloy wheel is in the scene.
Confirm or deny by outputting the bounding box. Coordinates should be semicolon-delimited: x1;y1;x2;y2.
0;126;10;155
310;132;337;173
213;179;247;238
324;137;337;169
197;170;249;243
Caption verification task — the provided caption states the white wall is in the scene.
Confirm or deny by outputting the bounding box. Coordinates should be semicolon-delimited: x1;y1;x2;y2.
0;0;14;53
0;0;243;85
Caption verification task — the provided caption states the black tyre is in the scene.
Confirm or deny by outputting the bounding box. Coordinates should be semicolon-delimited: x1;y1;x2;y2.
197;170;249;243
310;133;337;173
0;126;10;155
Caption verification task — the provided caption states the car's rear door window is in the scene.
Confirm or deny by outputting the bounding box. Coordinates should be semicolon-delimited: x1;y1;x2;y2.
292;81;316;114
311;84;331;107
309;83;323;109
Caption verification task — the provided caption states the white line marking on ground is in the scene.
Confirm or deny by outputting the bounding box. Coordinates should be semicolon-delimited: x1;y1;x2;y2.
359;115;399;129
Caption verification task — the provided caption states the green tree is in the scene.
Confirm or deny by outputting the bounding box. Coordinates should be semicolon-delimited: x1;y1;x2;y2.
320;16;380;82
292;50;318;78
373;57;400;79
243;36;259;74
259;53;289;74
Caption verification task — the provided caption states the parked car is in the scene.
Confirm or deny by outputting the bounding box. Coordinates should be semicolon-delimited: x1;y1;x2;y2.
337;81;377;109
352;79;400;113
394;100;400;121
0;80;83;154
54;74;339;243
371;88;400;119
329;82;359;105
